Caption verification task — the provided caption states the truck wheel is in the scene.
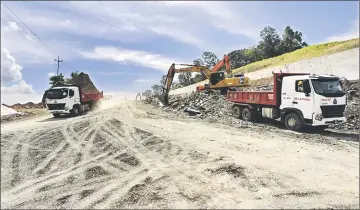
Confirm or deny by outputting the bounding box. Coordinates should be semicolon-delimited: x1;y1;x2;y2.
284;112;303;131
53;113;60;118
220;88;228;95
242;108;253;122
233;106;242;119
71;106;79;117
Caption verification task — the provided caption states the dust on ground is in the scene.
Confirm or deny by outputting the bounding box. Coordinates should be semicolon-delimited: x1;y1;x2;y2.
1;101;359;209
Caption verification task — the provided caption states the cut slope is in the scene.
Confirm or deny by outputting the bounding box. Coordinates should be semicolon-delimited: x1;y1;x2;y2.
232;38;359;74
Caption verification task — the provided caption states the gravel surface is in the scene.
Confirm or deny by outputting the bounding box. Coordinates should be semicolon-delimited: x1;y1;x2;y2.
1;101;358;209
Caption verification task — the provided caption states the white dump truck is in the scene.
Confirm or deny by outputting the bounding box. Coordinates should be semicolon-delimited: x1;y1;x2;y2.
227;73;347;131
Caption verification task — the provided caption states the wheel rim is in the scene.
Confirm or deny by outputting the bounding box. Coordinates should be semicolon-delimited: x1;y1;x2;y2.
288;117;297;127
244;110;250;120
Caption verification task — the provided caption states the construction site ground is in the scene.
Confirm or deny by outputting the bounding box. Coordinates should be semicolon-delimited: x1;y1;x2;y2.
1;100;359;209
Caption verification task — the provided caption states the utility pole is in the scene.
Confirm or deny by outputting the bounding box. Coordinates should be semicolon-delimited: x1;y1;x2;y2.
54;56;63;76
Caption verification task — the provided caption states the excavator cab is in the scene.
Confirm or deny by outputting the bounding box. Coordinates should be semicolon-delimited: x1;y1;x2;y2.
209;72;226;85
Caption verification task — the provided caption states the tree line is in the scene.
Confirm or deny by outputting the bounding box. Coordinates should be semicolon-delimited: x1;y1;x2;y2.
142;25;308;98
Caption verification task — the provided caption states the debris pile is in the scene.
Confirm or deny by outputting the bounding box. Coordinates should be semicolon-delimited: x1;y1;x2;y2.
7;102;45;109
144;92;251;127
329;80;359;132
65;73;99;93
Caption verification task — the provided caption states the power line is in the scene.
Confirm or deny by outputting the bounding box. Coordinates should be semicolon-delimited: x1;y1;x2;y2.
2;2;78;74
1;2;54;56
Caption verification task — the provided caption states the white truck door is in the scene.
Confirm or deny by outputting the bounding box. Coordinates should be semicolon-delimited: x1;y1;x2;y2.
293;79;314;119
280;77;295;108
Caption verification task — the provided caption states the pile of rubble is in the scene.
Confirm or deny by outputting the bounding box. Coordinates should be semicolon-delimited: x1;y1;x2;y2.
144;92;251;127
6;102;45;109
1;111;37;123
65;72;99;93
329;80;359;132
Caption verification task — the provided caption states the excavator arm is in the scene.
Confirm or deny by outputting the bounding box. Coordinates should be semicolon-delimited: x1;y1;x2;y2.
212;54;231;75
160;64;212;105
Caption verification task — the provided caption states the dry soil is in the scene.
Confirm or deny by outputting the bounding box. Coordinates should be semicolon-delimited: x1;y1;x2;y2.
1;100;359;209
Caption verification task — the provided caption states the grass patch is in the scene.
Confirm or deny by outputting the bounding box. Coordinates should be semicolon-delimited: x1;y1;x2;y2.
232;38;359;74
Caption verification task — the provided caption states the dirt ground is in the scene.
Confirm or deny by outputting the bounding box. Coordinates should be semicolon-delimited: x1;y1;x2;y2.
1;100;359;209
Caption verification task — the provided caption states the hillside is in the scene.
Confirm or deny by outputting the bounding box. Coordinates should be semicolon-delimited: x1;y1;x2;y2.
232;38;359;74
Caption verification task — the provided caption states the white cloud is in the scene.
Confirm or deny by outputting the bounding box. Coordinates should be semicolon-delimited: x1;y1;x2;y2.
326;19;359;42
1;48;23;83
326;3;359;42
47;72;55;77
79;46;188;73
2;1;264;57
1;80;35;94
135;79;156;83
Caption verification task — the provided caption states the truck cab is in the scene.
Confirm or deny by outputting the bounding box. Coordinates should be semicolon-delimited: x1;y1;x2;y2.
280;74;346;129
45;86;83;117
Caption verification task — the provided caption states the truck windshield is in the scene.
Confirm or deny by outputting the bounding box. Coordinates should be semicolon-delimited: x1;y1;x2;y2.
311;79;345;97
46;88;68;99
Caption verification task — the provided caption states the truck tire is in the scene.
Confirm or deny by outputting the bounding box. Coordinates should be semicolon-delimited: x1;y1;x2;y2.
53;113;60;118
284;112;303;131
233;106;242;119
242;108;253;122
220;88;228;95
71;106;79;117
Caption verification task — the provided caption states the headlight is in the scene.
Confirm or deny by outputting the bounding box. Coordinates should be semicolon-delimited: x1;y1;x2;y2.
64;107;69;111
315;114;323;121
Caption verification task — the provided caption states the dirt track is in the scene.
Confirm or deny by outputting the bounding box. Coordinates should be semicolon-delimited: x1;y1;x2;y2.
1;101;359;209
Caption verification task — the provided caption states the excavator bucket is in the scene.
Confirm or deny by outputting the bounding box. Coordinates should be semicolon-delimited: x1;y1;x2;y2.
158;92;169;106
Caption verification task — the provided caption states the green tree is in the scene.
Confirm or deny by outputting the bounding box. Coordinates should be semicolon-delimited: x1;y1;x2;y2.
257;26;282;59
151;84;163;96
49;73;65;85
201;52;219;69
160;75;167;86
178;72;192;86
142;90;153;98
193;58;204;66
191;73;204;84
279;26;308;54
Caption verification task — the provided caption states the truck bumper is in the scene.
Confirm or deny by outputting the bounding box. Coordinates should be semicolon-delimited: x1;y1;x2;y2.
48;110;71;114
312;115;346;126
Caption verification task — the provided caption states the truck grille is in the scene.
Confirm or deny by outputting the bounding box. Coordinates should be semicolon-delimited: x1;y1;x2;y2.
47;103;65;110
320;105;345;118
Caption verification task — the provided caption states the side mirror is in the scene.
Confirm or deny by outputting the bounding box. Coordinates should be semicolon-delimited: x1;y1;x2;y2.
303;80;311;95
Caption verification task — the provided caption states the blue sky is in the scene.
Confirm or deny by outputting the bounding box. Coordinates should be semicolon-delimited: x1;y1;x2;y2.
1;1;359;104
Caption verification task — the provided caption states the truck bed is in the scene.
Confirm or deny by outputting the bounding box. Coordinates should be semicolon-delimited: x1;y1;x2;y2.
227;90;277;106
82;91;104;102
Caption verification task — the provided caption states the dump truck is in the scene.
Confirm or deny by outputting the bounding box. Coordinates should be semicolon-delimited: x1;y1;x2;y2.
44;73;104;117
227;73;347;131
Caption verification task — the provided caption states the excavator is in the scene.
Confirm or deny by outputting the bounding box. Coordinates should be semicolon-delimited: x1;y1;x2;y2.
159;62;250;105
196;54;232;92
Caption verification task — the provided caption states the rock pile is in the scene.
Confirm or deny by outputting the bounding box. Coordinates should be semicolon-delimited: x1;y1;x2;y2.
1;111;36;123
329;80;359;132
66;73;99;93
7;102;45;109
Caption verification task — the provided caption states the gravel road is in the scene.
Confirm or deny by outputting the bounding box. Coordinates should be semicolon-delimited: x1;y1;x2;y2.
1;101;359;209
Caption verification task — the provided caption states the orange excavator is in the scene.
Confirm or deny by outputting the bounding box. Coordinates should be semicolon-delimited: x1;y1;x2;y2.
159;60;250;105
196;54;232;92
